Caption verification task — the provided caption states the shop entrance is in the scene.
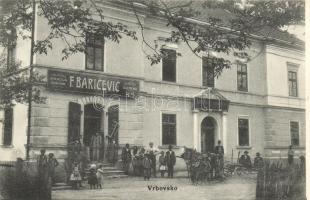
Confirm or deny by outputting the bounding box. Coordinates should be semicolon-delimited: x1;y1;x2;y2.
83;104;104;161
201;117;217;153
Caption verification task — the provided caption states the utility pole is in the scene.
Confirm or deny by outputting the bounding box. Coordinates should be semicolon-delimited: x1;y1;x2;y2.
26;0;36;160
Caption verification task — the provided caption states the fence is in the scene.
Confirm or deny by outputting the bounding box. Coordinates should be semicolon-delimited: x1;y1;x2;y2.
256;160;306;200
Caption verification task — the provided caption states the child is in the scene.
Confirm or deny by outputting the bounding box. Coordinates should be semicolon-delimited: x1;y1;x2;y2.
70;162;82;189
96;164;104;189
159;151;166;178
142;153;152;180
88;164;98;189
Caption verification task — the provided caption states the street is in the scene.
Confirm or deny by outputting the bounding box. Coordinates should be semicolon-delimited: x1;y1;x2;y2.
53;174;256;200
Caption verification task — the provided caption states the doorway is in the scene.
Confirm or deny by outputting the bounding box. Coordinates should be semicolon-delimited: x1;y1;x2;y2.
83;104;103;161
201;117;217;153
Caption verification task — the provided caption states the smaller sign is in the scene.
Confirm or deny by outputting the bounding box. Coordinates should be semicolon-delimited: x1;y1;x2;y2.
47;69;139;98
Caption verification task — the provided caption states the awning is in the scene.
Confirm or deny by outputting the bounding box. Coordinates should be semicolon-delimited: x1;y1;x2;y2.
193;88;230;112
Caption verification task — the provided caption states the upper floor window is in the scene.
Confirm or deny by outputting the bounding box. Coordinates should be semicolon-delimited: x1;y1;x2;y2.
3;108;13;146
202;57;215;88
290;121;299;146
86;34;104;71
237;63;248;92
288;71;298;97
7;45;16;68
238;118;249;146
162;49;176;82
162;113;176;145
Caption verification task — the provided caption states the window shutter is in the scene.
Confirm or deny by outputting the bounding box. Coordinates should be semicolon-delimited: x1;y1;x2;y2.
68;102;81;144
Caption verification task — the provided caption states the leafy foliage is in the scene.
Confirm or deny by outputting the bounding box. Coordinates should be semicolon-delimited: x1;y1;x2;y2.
0;0;305;108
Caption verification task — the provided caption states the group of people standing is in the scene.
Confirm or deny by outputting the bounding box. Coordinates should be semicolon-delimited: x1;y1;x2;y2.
121;142;176;180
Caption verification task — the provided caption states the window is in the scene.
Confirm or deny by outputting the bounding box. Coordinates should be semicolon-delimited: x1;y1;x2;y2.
238;118;249;146
202;57;215;87
162;49;176;82
290;121;299;146
288;71;298;97
7;45;16;68
86;34;104;71
3;108;13;146
237;63;248;92
162;114;176;145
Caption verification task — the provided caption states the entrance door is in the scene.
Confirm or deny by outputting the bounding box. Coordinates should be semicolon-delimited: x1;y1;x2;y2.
201;117;216;153
83;104;103;161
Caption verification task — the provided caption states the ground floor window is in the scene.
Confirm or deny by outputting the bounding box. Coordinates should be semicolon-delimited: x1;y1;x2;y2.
238;118;249;146
290;121;299;146
162;113;176;145
3;108;13;146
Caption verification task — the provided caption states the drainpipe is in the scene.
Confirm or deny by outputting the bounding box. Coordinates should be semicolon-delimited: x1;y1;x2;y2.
26;0;36;160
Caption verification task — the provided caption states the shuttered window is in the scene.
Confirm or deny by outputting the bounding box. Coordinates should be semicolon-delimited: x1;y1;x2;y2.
86;34;104;71
237;63;248;92
162;114;176;145
288;71;298;97
3;108;13;146
290;121;299;146
238;118;249;146
162;49;176;82
202;57;215;88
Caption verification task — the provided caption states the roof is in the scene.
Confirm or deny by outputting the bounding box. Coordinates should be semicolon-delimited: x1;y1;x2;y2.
118;0;304;49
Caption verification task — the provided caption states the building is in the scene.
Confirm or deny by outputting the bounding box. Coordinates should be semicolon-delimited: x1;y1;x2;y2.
0;1;305;165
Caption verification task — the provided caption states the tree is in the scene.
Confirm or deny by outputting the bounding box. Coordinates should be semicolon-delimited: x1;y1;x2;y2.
0;0;304;108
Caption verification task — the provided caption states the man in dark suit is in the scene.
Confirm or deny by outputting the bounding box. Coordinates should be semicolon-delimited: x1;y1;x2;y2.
165;145;176;178
121;143;132;175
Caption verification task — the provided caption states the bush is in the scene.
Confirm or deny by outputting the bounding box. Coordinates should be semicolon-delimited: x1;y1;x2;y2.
0;161;51;200
256;160;306;200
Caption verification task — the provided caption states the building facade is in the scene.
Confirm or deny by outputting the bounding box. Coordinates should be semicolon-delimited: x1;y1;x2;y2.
0;1;305;164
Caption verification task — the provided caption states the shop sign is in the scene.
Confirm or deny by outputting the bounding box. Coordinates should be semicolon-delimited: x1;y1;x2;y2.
47;69;139;98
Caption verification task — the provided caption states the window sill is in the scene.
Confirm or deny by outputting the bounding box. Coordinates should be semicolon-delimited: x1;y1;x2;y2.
236;146;252;150
160;80;178;85
0;145;14;148
237;90;249;94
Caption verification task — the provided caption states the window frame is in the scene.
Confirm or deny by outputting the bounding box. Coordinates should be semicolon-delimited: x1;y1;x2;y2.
237;63;248;92
202;56;215;88
160;112;177;146
288;71;298;97
85;34;105;72
161;48;177;83
289;120;299;146
237;116;250;147
2;108;13;146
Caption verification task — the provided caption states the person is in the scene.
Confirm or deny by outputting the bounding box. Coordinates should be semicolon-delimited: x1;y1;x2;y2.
239;151;252;169
132;146;139;176
165;145;176;178
253;152;264;169
64;157;73;184
214;140;224;178
96;164;104;189
288;145;294;165
146;142;159;177
90;132;103;161
70;162;82;189
48;153;59;185
158;151;166;178
88;164;98;189
143;152;152;180
37;149;49;199
121;143;132;175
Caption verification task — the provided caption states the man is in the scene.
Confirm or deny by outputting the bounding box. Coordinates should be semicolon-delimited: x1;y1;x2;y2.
239;151;252;169
48;153;59;185
146;142;159;177
288;145;294;165
121;143;132;175
37;149;49;199
165;145;176;178
90;132;103;161
214;140;224;178
253;152;264;169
